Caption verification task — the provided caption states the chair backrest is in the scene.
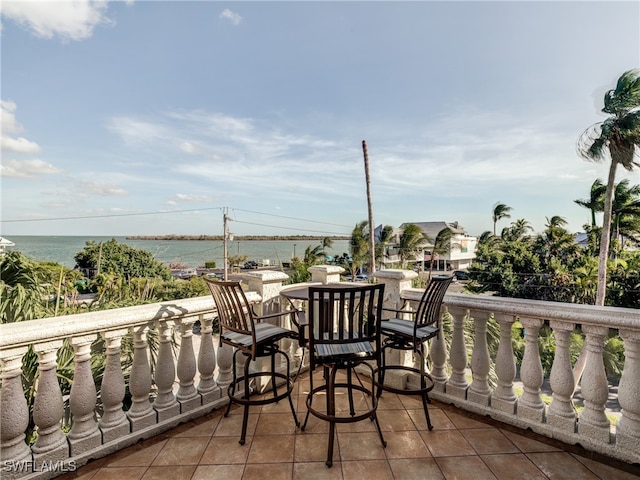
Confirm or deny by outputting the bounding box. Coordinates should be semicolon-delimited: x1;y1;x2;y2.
203;279;256;339
307;283;385;363
414;275;453;329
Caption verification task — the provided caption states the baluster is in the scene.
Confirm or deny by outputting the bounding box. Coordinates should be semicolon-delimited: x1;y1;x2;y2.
176;319;201;412
216;342;234;390
32;341;68;464
468;311;491;406
0;347;32;474
577;325;611;443
127;325;155;431
68;335;101;455
153;320;180;421
430;309;449;392
99;329;130;442
517;317;545;422
446;306;469;399
547;321;577;430
198;314;221;404
491;313;517;414
616;329;640;453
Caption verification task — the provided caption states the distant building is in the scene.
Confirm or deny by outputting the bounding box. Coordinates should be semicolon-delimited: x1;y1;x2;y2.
0;237;15;256
378;221;477;271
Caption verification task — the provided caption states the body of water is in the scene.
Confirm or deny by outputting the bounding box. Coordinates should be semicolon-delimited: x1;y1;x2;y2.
5;236;351;269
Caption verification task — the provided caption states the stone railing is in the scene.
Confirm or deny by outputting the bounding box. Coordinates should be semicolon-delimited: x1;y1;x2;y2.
373;269;640;466
1;266;639;479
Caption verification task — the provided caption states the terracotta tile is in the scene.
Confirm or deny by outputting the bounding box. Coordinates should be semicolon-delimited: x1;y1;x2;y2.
337;432;387;462
295;433;333;463
192;464;245;480
335;410;378;433
382;431;430;459
213;411;259;438
293;461;344;480
436;456;498;480
397;394;427;411
247;434;295;463
108;440;167;467
526;452;600;479
445;411;491;429
388;458;446;480
151;437;210;466
407;407;455;431
377;408;419;431
255;412;299;435
420;429;476;457
260;395;298;414
571;454;640;480
76;467;146;480
500;429;563;453
242;462;293;480
200;437;251;464
376;392;406;410
173;416;220;437
481;453;548;480
460;428;519;455
341;459;394;479
140;465;196;480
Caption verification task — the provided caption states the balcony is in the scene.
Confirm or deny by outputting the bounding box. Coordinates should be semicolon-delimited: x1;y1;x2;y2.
1;267;639;479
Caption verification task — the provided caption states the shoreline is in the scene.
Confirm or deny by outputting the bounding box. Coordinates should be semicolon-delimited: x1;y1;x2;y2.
126;235;350;241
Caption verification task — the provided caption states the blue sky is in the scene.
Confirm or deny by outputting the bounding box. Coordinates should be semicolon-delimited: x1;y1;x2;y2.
1;1;639;238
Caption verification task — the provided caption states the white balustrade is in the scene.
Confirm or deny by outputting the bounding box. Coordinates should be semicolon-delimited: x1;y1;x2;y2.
1;267;639;480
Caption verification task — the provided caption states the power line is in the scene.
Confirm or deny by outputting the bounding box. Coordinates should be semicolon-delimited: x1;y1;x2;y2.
0;207;223;223
231;208;354;229
233;219;349;236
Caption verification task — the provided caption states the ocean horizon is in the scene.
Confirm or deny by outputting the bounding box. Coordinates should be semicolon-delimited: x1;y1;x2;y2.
4;235;351;270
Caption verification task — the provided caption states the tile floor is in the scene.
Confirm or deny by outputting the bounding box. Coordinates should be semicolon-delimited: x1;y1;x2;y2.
58;370;639;480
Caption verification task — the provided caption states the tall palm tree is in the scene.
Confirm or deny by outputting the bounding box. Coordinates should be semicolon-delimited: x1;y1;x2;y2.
577;69;640;305
574;178;606;227
492;202;513;235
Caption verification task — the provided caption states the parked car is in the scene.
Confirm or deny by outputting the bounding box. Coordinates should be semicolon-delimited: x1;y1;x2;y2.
243;261;259;269
354;274;368;282
453;270;469;281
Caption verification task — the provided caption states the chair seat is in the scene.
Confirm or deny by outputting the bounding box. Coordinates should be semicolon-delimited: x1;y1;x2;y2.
381;318;438;342
315;341;374;359
222;322;296;348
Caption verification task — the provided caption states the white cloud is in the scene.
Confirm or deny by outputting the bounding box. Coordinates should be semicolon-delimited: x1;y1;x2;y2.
0;159;62;178
1;100;42;153
173;193;218;202
0;0;112;41
219;8;242;26
77;180;128;196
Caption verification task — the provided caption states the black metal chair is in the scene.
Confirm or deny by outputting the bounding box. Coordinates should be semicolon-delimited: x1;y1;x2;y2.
301;283;386;467
204;279;301;445
375;275;453;430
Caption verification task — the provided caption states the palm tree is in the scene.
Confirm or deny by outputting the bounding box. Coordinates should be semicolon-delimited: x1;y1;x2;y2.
574;179;606;227
611;179;640;248
577;69;640;305
349;221;370;279
428;228;453;279
501;218;533;242
492;202;513;235
374;225;395;269
398;224;430;269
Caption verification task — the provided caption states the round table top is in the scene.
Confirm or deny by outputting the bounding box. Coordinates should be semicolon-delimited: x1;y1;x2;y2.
280;282;364;300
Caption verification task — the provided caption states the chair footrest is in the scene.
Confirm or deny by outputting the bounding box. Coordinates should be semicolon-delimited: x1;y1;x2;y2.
227;371;294;407
306;382;378;424
374;365;435;395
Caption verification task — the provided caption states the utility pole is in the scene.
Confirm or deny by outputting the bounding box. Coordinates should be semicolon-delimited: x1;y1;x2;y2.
362;140;376;277
223;208;229;281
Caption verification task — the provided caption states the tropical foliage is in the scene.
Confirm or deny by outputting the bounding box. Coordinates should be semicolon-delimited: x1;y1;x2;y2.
577;68;640;305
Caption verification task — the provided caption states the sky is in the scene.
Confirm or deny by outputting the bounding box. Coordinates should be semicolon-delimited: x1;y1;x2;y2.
1;1;639;239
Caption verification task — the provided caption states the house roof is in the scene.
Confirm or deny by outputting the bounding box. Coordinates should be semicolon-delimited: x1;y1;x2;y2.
398;221;467;239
